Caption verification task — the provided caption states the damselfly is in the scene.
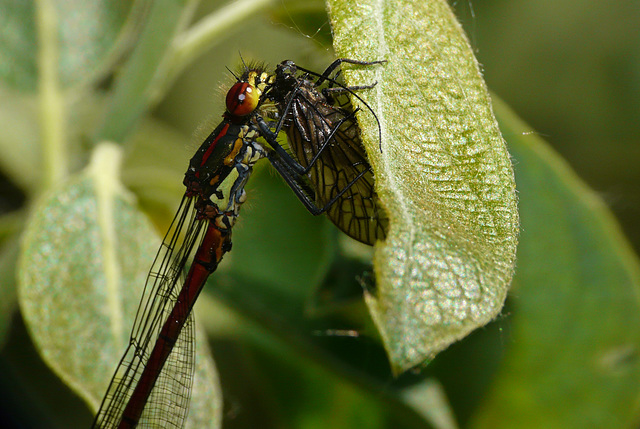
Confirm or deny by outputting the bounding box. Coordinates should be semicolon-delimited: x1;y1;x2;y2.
91;59;385;428
91;77;269;429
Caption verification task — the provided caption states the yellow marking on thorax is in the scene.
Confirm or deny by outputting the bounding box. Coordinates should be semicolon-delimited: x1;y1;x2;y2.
224;138;244;166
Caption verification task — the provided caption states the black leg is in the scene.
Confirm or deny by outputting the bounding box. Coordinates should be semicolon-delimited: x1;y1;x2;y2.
266;150;370;216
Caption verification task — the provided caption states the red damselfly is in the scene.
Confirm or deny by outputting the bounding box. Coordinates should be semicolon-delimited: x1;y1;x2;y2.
91;75;269;429
91;59;384;428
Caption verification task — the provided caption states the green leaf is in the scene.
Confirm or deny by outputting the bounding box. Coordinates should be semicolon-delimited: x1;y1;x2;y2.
186;324;223;429
0;0;37;90
0;0;139;191
470;99;640;428
0;0;134;91
212;168;335;327
400;379;458;429
327;0;519;372
229;168;333;300
199;283;438;429
18;143;221;426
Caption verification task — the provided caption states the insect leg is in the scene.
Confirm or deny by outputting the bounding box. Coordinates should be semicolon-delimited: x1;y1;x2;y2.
266;150;369;216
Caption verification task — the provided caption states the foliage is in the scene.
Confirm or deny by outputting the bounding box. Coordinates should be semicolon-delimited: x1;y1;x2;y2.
0;0;638;428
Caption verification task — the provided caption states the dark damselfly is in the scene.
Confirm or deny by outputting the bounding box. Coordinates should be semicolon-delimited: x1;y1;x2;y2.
255;59;388;245
91;59;385;428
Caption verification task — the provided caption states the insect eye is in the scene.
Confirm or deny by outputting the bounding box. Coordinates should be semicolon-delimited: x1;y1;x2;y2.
226;82;259;116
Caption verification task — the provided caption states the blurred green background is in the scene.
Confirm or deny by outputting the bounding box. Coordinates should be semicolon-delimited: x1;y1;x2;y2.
1;0;639;428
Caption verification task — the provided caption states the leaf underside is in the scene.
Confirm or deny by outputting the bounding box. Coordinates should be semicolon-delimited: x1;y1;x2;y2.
327;0;519;372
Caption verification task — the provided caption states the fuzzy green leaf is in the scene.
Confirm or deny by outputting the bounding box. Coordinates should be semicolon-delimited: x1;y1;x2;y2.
0;0;133;91
18;143;221;427
328;0;519;372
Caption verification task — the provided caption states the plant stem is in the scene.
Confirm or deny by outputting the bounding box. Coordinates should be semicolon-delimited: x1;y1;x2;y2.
36;0;67;188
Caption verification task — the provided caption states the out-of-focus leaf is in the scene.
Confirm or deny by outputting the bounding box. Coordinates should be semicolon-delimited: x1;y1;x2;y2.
0;0;136;192
328;0;519;372
18;143;221;425
94;0;191;143
401;379;459;429
0;210;24;243
199;284;437;429
186;324;222;429
0;0;134;91
0;0;37;90
470;99;640;428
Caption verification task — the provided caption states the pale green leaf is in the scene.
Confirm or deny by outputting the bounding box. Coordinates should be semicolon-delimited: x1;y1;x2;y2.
401;379;458;429
18;143;221;425
0;0;137;191
0;0;134;91
0;0;37;90
187;324;223;429
328;0;519;372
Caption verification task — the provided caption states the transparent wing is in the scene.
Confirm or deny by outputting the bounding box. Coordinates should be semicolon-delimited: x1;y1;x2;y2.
92;196;204;429
138;312;195;428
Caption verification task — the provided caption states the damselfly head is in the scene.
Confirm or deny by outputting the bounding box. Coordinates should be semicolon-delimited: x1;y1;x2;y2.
225;66;278;120
224;60;276;118
235;68;277;120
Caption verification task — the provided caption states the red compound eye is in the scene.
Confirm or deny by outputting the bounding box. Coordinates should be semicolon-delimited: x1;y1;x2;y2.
225;82;259;116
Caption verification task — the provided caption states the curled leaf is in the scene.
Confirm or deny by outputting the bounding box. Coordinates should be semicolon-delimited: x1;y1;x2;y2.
328;0;519;372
